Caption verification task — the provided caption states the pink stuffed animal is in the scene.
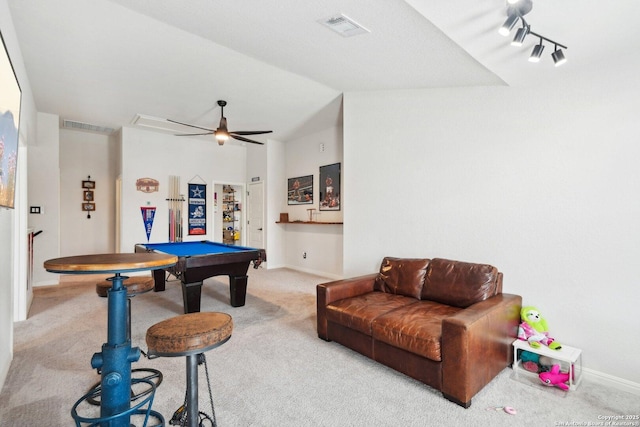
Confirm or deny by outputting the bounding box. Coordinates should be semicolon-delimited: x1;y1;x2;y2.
538;365;570;391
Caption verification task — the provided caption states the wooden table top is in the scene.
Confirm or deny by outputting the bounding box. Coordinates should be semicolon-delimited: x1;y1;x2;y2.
44;253;178;274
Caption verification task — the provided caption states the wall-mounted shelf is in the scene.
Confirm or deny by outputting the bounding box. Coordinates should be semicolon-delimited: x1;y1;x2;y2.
276;221;343;225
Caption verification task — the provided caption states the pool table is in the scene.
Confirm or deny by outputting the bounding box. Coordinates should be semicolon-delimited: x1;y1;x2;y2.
135;240;266;313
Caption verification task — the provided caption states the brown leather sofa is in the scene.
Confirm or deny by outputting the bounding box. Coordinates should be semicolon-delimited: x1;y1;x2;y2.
316;257;522;408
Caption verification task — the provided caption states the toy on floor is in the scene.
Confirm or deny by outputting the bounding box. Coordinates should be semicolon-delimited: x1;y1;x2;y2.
517;306;562;350
487;406;517;415
539;364;570;390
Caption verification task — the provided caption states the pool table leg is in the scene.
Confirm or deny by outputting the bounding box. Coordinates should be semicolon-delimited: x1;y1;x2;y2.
182;281;203;314
181;274;248;313
229;275;248;307
152;269;166;292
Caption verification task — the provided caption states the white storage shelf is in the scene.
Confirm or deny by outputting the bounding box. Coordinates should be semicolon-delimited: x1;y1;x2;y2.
512;339;583;390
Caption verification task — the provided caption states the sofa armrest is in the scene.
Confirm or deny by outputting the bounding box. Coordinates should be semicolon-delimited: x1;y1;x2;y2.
440;293;522;407
316;273;377;340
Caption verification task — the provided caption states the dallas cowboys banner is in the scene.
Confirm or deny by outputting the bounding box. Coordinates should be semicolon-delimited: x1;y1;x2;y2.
188;183;206;235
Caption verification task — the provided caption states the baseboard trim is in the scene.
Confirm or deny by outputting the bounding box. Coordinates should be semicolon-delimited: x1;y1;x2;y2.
34;279;59;287
0;350;11;393
583;367;640;396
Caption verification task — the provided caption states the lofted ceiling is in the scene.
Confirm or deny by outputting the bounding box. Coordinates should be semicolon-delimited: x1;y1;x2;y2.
6;0;639;143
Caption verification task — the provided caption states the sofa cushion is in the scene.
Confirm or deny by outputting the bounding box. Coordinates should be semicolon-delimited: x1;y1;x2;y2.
326;292;417;336
373;257;430;299
372;301;462;362
421;258;499;308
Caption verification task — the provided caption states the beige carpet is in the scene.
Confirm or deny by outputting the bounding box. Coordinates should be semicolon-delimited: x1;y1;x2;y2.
0;267;637;426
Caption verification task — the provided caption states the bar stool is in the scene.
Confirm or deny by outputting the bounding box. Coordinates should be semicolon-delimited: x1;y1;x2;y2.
89;276;163;408
146;312;233;427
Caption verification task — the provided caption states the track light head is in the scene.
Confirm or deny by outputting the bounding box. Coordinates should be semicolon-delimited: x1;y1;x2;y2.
552;48;567;66
511;25;529;46
529;42;545;62
499;14;519;36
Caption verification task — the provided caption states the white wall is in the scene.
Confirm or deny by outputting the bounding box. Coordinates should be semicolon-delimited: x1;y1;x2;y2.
265;139;286;269
280;126;343;278
119;126;247;251
0;0;38;389
28;112;60;286
59;129;117;256
343;61;640;383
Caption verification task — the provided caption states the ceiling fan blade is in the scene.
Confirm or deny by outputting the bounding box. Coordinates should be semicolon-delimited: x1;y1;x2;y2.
231;134;265;145
166;118;214;132
230;130;273;136
174;131;214;136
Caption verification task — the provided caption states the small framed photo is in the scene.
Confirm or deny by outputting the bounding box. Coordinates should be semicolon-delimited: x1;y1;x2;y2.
83;190;94;201
82;202;96;211
82;180;95;189
287;175;313;205
320;163;341;211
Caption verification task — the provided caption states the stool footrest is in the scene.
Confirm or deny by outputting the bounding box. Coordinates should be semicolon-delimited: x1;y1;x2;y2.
71;378;159;426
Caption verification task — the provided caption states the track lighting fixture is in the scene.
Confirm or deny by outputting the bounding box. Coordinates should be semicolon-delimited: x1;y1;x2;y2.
552;46;567;66
529;40;544;62
499;14;519;36
498;0;567;66
511;24;529;47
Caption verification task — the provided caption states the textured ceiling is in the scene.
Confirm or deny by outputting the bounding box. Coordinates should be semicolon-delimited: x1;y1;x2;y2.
7;0;639;143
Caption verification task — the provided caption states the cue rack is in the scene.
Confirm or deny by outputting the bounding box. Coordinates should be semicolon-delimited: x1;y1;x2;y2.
167;175;185;242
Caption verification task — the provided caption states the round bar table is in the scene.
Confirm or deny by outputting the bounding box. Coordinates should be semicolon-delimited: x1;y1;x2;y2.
44;253;178;427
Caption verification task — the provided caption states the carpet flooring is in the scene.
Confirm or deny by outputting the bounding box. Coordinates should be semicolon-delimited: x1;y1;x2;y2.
0;267;637;426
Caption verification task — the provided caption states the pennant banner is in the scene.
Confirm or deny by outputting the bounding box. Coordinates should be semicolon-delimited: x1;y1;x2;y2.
188;183;207;235
140;206;156;242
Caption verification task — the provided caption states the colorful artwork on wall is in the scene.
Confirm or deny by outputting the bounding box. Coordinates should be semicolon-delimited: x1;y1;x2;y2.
0;31;22;209
287;175;313;205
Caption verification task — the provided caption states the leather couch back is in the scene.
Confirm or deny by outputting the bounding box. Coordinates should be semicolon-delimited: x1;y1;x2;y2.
421;258;500;308
374;257;430;299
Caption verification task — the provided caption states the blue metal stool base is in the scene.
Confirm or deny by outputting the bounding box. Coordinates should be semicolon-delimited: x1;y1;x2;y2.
86;368;163;406
72;378;163;427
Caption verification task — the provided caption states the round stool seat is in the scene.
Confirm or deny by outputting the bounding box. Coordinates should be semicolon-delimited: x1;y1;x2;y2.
96;276;155;297
146;312;233;357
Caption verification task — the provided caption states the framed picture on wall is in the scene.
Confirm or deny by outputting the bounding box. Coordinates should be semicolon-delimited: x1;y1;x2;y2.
287;175;313;205
83;190;94;201
82;180;95;189
82;202;96;211
0;30;23;209
320;163;340;211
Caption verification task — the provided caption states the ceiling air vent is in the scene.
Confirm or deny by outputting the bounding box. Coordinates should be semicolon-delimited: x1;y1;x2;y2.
62;119;115;135
318;14;370;37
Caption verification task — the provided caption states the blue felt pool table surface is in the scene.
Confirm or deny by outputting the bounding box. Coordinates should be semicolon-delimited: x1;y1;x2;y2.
143;240;259;257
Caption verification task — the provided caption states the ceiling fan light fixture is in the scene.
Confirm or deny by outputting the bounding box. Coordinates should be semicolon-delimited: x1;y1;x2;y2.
215;130;229;141
167;100;271;146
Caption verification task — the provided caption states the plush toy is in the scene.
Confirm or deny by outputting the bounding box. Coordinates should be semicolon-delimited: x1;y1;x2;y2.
539;365;570;390
517;306;562;350
519;350;541;372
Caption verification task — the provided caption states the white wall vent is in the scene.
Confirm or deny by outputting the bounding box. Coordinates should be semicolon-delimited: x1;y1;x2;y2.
62;119;115;135
318;14;370;37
